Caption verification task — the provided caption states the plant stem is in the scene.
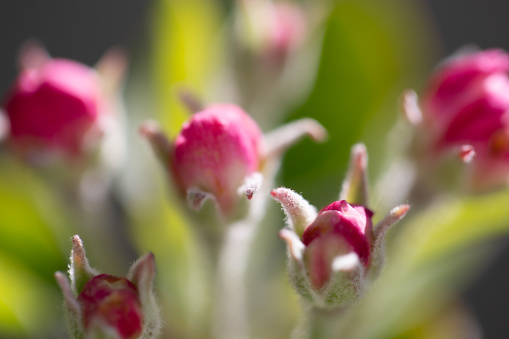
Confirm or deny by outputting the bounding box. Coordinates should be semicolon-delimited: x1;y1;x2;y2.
303;306;347;339
213;220;255;339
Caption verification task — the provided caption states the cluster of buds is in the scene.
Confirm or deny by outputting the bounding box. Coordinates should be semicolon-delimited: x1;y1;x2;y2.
55;236;160;339
1;42;126;168
402;49;509;191
140;102;327;222
272;144;409;308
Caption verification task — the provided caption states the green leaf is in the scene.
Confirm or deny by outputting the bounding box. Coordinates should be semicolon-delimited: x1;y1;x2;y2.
0;156;76;337
0;250;61;338
0;157;70;283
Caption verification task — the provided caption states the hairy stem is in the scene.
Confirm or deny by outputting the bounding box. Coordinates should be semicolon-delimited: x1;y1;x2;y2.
213;221;255;339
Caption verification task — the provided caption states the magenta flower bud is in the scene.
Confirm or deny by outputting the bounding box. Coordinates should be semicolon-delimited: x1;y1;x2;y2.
172;104;263;215
403;49;509;190
2;43;128;172
302;201;374;290
421;49;509;131
140;101;327;223
272;144;409;308
4;55;104;157
78;274;143;339
55;235;161;339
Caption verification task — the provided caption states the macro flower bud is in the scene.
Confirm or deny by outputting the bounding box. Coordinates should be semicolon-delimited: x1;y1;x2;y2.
4;50;102;158
55;235;161;339
172;104;263;215
78;274;143;339
2;42;126;167
140;102;326;221
302;200;374;290
402;49;509;191
272;144;409;308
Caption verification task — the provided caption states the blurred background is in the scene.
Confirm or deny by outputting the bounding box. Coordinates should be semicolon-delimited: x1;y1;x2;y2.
1;0;509;338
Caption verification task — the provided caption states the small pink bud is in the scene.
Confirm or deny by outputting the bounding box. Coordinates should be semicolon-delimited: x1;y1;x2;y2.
171;104;263;215
305;202;373;263
302;201;373;290
421;49;509;127
141;100;325;222
414;49;509;190
274;190;406;305
56;235;161;339
4;56;104;157
272;144;409;307
78;274;143;339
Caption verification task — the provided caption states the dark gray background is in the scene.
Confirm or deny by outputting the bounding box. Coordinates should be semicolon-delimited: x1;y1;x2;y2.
1;1;509;338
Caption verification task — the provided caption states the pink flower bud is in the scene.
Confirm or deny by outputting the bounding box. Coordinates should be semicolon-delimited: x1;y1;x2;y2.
302;201;374;290
3;57;104;157
421;49;509;130
140;100;326;222
408;49;509;190
273;144;409;307
55;235;161;339
275;188;408;306
78;274;143;339
171;104;263;215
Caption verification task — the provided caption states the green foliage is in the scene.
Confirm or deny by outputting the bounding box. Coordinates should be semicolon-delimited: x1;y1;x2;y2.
0;157;71;337
281;0;435;208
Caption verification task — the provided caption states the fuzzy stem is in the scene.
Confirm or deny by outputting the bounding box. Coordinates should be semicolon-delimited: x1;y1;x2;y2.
303;307;347;339
213;220;256;339
209;159;278;338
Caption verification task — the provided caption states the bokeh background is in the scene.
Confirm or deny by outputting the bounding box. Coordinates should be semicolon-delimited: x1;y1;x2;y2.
1;0;509;338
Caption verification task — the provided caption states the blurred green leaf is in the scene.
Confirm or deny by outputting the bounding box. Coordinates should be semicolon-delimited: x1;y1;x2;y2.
151;0;223;136
281;0;436;208
0;159;68;283
392;299;480;339
406;192;509;266
0;250;61;338
0;156;74;337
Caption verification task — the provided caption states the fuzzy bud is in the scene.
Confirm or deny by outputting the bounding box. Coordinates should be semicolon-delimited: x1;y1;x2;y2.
172;104;263;215
302;201;374;290
140;101;326;222
273;144;409;308
2;43;127;172
78;274;143;339
405;49;509;191
3;53;104;159
55;235;161;339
